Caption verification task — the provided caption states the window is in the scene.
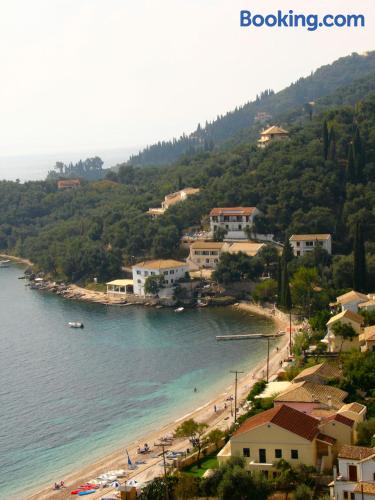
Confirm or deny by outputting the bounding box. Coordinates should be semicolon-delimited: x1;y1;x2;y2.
275;449;282;459
137;279;141;284
238;224;242;230
262;471;269;479
243;448;250;457
296;242;300;247
343;493;348;500
272;472;278;479
136;270;141;275
350;494;355;500
259;449;266;463
170;270;175;274
151;272;155;276
171;279;174;283
291;450;298;459
296;251;301;256
305;241;314;247
144;271;149;277
164;271;168;275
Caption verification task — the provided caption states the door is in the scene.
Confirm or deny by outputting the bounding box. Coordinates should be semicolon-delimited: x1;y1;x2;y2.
348;465;357;482
259;449;267;463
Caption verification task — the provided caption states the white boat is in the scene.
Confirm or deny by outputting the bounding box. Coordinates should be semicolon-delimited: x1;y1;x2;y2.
174;307;184;313
68;322;84;329
0;259;10;268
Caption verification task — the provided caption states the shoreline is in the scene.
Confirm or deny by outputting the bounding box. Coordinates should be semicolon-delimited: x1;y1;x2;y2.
25;302;296;500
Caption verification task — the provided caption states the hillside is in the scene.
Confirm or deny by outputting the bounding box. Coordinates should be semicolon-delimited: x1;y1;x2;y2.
128;51;375;167
0;71;375;285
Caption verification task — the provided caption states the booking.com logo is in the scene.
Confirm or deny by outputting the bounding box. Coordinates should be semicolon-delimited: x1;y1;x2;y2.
240;10;365;31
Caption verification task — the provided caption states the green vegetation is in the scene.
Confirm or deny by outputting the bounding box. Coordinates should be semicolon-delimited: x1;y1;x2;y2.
182;453;218;478
174;419;208;464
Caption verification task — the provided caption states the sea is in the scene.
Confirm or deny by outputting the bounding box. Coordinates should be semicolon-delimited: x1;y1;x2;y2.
0;264;275;498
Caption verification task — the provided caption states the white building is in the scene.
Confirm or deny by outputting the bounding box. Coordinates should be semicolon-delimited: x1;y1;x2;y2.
289;234;332;257
147;188;200;218
132;259;189;297
336;291;370;313
330;445;375;500
209;207;260;240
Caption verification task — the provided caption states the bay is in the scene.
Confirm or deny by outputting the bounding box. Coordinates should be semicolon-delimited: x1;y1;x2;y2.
0;265;274;498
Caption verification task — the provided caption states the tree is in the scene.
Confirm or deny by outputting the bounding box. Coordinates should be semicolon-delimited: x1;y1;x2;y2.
290;267;319;317
292;330;310;358
144;275;164;295
347;144;356;183
213;227;227;242
253;279;278;303
353;222;367;292
331;321;357;354
174;474;200;499
356;418;375;446
175;419;208;463
323;120;329;161
294;484;314;500
353;126;365;182
273;459;299;499
218;466;270;500
206;428;225;451
139;476;177;500
278;256;292;311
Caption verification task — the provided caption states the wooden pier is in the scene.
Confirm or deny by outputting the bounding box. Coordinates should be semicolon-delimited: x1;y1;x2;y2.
216;332;285;341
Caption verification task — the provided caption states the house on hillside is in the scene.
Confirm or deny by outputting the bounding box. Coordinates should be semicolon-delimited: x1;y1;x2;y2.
209;207;260;240
273;381;348;413
289;234;332;257
358;298;375;313
325;310;364;352
359;326;375;352
257;126;289;148
132;259;189;297
217;404;343;474
226;242;265;258
336;290;370;313
188;241;225;269
57;179;81;189
147;187;200;217
329;445;375;500
292;362;342;385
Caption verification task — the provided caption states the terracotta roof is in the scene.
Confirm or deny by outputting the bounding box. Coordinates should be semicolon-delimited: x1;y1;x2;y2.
337;290;369;304
339;445;375;461
354;482;375;495
327;309;363;326
234;404;319;441
339;402;367;415
190;241;225;250
360;326;375;342
133;260;188;270
293;362;342;383
323;413;354;428
317;433;336;445
57;179;81;188
260;126;289;136
289;234;331;241
274;381;347;409
209;207;257;217
227;242;265;257
359;299;375;308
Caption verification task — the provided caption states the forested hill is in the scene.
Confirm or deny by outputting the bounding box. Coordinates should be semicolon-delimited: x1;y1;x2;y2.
128;51;375;167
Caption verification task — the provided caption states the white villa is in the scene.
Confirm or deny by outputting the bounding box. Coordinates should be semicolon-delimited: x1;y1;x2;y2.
209;207;260;240
290;234;332;257
132;259;189;297
330;445;375;500
336;291;371;313
188;241;266;269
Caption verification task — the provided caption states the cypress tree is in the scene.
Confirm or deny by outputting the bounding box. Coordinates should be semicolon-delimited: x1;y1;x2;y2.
353;223;367;292
346;144;356;183
282;234;294;263
323;121;329;161
280;256;292;310
328;127;337;162
353;126;365;182
276;257;282;306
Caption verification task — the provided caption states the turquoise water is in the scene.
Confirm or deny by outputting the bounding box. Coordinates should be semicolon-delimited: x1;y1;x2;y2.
0;265;275;498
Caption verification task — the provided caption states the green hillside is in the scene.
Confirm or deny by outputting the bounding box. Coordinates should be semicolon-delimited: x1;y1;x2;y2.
0;70;375;288
128;51;375;167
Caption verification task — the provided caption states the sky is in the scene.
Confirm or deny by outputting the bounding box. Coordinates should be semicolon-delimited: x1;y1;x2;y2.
0;0;374;163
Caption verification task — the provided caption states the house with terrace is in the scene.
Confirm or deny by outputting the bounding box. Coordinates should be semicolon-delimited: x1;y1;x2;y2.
325;310;364;353
132;259;189;297
289;234;332;257
217;404;347;474
209;207;260;240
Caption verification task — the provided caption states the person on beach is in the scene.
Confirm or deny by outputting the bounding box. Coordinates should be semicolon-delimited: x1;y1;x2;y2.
194;387;197;392
214;405;217;413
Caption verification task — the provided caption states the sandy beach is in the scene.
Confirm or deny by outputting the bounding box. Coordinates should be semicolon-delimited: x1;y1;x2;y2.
24;302;296;500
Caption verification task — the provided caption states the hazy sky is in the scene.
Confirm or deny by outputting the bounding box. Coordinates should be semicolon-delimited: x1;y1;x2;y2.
0;0;374;157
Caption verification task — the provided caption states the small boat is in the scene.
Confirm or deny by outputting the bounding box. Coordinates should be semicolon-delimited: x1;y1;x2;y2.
68;322;84;329
174;307;184;313
78;491;96;496
0;259;10;268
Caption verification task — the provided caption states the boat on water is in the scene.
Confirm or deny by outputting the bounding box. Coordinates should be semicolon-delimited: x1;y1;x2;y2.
68;322;84;329
0;259;10;268
174;307;184;313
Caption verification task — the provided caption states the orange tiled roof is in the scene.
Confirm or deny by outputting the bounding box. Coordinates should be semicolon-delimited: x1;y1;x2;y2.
234;405;319;441
323;413;354;428
210;207;257;217
339;445;375;460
